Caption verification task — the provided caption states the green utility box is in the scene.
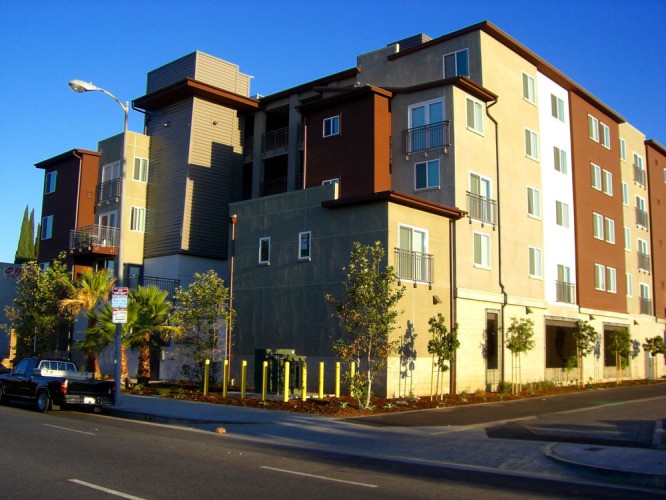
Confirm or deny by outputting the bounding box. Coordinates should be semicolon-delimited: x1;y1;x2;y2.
254;348;307;396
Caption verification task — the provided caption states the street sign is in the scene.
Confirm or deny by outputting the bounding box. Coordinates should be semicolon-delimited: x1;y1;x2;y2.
112;287;129;324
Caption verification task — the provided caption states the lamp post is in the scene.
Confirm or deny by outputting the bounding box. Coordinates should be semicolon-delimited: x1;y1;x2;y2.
69;79;128;404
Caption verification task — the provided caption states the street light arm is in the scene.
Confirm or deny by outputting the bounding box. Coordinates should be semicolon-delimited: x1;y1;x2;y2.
68;79;128;115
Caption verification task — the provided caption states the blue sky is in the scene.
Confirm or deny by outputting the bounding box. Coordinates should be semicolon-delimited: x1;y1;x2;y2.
0;0;664;263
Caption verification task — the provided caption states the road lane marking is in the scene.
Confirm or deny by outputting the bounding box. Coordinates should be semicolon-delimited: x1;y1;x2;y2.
261;466;378;488
43;424;95;435
69;479;146;499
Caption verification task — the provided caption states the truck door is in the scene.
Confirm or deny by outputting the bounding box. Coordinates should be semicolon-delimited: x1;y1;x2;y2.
3;359;33;398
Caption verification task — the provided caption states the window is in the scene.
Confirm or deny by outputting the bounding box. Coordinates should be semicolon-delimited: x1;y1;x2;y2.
398;225;430;282
528;247;542;279
626;273;633;297
594;263;605;290
522;73;536;104
415;159;440;190
322;178;339;185
605;217;615;244
41;215;53;240
102;161;120;181
258;237;270;265
133;157;149;182
555;201;569;227
470;172;491;198
408;98;444;151
603;169;613;196
640;283;651;314
638;238;648;256
551;94;565;121
588;114;599;142
485;312;499;370
473;232;491;269
620;138;627;161
45;171;57;194
130;207;145;232
633;152;644;170
298;231;311;260
323;115;340;137
444;49;469;77
466;98;484;133
527;187;541;218
590;163;602;190
98;211;117;228
664;168;666;183
624;227;631;251
593;212;604;240
606;267;617;293
600;122;610;149
524;128;539;160
622;182;628;205
553;147;567;174
640;283;650;300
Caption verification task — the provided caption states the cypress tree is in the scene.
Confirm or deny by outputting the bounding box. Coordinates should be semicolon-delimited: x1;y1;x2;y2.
14;205;37;264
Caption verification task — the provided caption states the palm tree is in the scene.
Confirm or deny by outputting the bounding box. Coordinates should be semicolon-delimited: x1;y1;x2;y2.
59;269;115;377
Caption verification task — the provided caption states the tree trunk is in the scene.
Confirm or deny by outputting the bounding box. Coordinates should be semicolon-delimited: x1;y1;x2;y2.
121;344;130;388
137;333;151;385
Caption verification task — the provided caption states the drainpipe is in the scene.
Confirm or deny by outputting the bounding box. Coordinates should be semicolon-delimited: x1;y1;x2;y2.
485;98;507;386
449;217;457;394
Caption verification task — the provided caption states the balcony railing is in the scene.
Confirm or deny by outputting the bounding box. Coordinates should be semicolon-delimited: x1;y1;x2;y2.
260;177;288;197
633;164;646;187
262;127;288;154
638;252;651;273
636;207;648;228
640;297;653;315
466;192;497;226
96;178;121;205
128;274;180;301
555;281;576;304
69;225;119;253
404;120;451;154
394;248;433;285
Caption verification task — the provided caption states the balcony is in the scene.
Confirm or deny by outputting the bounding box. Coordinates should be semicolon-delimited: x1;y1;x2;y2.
636;207;648;228
96;178;121;205
69;225;119;256
394;248;433;286
640;297;652;315
128;274;180;301
466;192;497;226
262;127;288;157
633;164;646;188
638;252;651;273
404;120;451;155
555;281;576;304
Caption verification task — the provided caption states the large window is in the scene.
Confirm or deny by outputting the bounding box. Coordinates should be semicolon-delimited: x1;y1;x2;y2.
258;237;270;265
551;94;565;121
102;161;120;181
98;211;117;228
605;217;615;244
555;201;569;227
524;128;539;160
323;115;340;137
41;215;53;240
444;49;469;77
466;98;484;134
397;225;430;282
45;171;57;194
133;157;149;182
528;247;542;279
408;98;444;152
606;267;617;293
298;231;311;261
415;159;440;190
527;187;541;218
594;263;605;290
553;147;567;174
603;169;613;196
473;232;491;269
485;312;499;370
522;73;536;104
130;207;145;232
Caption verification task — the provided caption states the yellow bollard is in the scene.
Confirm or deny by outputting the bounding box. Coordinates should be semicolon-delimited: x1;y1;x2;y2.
203;359;210;396
283;361;290;402
335;362;340;398
240;360;247;399
262;361;268;401
302;362;307;401
223;359;229;397
318;361;324;399
350;361;356;398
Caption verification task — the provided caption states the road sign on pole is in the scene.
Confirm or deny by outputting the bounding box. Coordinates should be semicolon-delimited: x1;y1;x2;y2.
112;287;129;324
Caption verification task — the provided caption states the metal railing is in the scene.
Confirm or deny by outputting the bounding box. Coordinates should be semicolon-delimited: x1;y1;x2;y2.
96;179;121;205
640;297;652;315
262;127;288;153
636;208;648;228
404;120;451;154
555;281;576;304
466;192;497;226
69;225;119;252
638;252;651;273
127;274;180;300
633;164;646;187
260;177;288;197
394;248;433;285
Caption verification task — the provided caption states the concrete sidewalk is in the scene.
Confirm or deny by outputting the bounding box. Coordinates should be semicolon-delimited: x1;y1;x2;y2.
102;390;666;493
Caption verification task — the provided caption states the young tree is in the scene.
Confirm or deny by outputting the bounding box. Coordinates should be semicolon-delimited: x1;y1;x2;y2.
325;241;405;409
572;320;598;387
505;317;536;393
607;329;632;384
642;336;666;380
171;271;231;383
427;313;459;400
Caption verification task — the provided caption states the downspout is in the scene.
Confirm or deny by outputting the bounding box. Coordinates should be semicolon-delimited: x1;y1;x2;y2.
449;217;457;394
131;103;151;135
485;98;507;386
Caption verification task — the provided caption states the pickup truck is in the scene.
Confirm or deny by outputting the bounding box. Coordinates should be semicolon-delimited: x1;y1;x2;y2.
0;358;115;412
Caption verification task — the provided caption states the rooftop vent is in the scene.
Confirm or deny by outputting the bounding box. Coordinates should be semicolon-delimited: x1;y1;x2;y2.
389;33;432;51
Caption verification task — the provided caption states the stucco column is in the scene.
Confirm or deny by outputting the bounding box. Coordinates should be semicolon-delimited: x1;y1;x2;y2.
286;94;300;192
251;111;266;198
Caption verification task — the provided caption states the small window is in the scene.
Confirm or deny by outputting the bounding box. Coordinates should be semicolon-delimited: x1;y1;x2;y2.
590;163;602;190
555;201;569;228
588;114;599;142
606;267;617;293
298;231;311;261
551;94;565;121
600;122;610;149
553;147;567;174
604;217;615;244
444;49;469;77
522;73;536;104
524;128;539;160
133;157;149;182
592;212;604;240
466;98;484;134
528;247;542;279
323;116;340;137
45;171;57;194
322;178;339;186
258;237;270;265
622;182;628;205
415;159;440;190
594;263;605;290
663;168;666;183
130;207;145;232
473;232;491;269
603;169;613;196
41;215;53;240
527;187;541;218
620;138;627;161
626;273;633;297
624;227;631;251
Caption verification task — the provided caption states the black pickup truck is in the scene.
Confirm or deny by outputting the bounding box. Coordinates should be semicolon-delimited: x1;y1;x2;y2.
0;358;115;412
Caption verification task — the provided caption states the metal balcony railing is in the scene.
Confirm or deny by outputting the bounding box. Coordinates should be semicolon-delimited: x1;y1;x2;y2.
127;274;180;301
633;164;646;187
636;208;648;228
69;225;119;252
96;179;121;205
638;252;651;273
640;297;652;315
404;120;451;154
262;127;288;153
260;177;288;197
466;192;497;226
555;281;576;304
394;248;433;285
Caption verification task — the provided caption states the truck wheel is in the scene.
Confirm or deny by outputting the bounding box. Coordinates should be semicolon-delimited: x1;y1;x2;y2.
35;390;51;413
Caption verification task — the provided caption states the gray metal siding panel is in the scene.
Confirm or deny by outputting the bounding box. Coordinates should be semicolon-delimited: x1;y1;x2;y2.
146;53;197;94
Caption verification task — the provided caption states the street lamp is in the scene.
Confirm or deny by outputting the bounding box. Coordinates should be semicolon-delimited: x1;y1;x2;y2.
69;79;129;404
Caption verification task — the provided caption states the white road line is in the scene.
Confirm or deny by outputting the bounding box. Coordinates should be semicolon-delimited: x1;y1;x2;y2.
260;466;378;488
69;479;147;500
43;424;95;435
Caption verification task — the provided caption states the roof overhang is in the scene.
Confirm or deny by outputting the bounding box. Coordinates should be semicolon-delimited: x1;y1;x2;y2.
35;148;100;169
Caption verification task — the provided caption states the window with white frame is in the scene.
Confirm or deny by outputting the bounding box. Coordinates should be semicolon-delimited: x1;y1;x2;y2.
258;237;270;265
522;73;536;104
640;283;650;300
624;227;631;251
443;49;469;77
590;163;602;190
622;182;628;205
588;114;599;142
527;187;541;218
408;98;445;152
600;122;610;149
634;152;644;170
102;161;120;182
664;168;666;183
98;211;117;228
298;231;311;260
603;169;613;196
399;225;430;282
594;263;605;290
323;115;340;137
593;212;604;240
551;94;565;121
45;171;57;194
415;159;440;190
466;98;484;134
524;128;539;160
130;207;145;232
636;195;647;227
606;267;617;293
605;217;615;244
555;201;569;227
626;273;633;297
41;215;53;240
553;146;567;174
473;232;491;269
620;138;627;161
133;157;149;182
528;247;542;278
638;238;648;258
